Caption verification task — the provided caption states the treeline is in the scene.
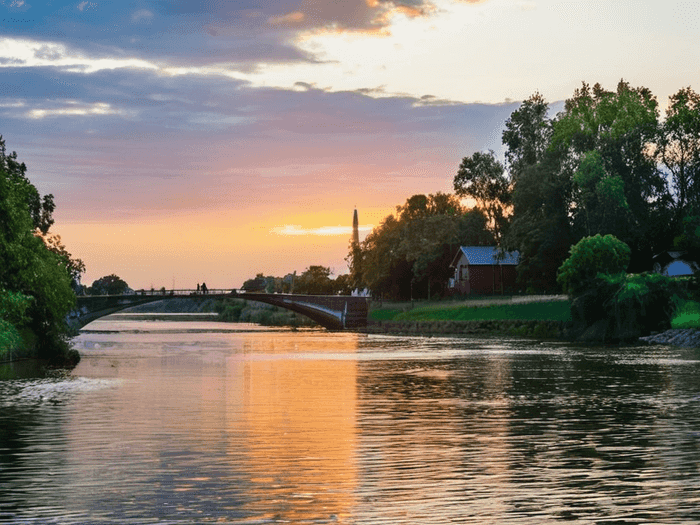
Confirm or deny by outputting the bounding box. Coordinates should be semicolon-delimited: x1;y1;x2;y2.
241;266;354;296
0;136;83;363
458;81;700;291
350;81;700;299
348;193;493;300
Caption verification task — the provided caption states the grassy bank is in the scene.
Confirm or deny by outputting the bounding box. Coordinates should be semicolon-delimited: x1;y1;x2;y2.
366;297;571;338
671;299;700;329
371;299;572;322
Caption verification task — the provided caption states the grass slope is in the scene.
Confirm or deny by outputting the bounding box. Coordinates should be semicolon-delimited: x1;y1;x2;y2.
671;299;700;329
371;300;572;323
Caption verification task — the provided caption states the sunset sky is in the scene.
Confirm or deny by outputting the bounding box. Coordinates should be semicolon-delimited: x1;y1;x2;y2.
1;0;698;289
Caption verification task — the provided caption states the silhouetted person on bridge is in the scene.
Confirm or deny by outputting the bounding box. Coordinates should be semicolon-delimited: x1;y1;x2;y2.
201;282;208;294
196;283;200;294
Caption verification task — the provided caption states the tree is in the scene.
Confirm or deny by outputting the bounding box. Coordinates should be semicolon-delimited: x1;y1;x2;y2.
557;234;631;295
1;136;76;358
502;91;552;182
453;150;511;241
551;81;665;269
571;150;630;237
88;274;131;296
294;266;334;295
658;87;700;226
502;81;669;292
352;193;493;300
39;233;86;292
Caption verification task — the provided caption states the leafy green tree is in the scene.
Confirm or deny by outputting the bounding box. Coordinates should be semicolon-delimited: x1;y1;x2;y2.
353;193;493;300
502;91;552;182
88;274;130;296
1;136;76;357
40;233;86;291
453;150;511;240
557;234;631;295
658;87;700;227
572;150;630;237
502;81;672;291
551;81;665;269
294;265;334;295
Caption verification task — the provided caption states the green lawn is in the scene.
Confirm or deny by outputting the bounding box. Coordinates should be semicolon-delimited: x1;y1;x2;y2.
371;300;572;322
671;299;700;329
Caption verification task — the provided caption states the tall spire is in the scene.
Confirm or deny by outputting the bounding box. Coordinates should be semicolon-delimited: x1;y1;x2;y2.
352;208;359;246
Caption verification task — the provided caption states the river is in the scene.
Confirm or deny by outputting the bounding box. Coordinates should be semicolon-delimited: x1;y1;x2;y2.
2;313;700;524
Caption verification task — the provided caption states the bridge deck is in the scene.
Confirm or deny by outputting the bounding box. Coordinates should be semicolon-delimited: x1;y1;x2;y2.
71;290;369;331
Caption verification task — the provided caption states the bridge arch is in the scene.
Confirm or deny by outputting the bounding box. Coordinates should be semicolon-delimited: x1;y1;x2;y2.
68;291;368;331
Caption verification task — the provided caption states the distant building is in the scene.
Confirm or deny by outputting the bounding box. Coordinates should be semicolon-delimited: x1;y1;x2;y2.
653;251;699;277
352;208;360;247
449;246;520;295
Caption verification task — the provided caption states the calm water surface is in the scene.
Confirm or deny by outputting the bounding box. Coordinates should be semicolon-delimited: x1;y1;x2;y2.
2;313;700;524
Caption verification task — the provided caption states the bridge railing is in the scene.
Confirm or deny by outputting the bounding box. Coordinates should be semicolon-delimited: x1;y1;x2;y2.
79;289;239;298
134;289;239;296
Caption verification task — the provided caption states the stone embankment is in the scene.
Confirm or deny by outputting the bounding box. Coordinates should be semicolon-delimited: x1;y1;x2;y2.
640;329;700;348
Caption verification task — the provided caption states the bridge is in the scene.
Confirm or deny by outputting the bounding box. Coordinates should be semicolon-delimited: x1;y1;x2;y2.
67;289;369;331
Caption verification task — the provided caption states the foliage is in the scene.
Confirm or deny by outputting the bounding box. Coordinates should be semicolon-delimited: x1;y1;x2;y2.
1;136;77;357
87;274;131;296
590;271;679;336
557;234;631;295
672;299;700;329
370;300;571;322
0;289;32;327
294;265;335;295
0;289;32;357
453;150;511;240
354;192;494;300
39;233;86;291
499;81;695;291
0;137;56;235
657;87;700;226
502;92;552;181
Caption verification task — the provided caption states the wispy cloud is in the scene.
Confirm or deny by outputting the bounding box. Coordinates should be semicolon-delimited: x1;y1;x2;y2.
131;9;154;23
271;225;373;236
24;101;130;119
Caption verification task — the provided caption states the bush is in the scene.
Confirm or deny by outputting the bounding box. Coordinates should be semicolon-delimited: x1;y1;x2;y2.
557;234;631;295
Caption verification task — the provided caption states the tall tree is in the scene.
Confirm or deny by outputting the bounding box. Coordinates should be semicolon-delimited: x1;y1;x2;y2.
1;137;76;356
502;92;552;182
551;81;665;270
453;150;511;241
658;87;700;225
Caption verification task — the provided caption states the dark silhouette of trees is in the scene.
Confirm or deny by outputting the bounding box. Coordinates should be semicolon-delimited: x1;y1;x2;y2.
87;274;131;296
351;192;494;300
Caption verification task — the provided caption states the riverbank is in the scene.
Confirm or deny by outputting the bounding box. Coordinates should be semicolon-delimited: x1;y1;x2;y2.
362;318;566;338
640;328;700;348
363;296;570;338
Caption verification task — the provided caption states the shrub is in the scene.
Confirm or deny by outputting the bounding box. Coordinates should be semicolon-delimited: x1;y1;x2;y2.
557;234;631;295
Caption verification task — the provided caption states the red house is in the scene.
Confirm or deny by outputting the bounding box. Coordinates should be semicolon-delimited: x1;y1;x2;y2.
449;246;520;295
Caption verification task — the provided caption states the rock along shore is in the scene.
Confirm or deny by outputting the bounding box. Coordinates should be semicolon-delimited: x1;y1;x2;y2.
639;328;700;348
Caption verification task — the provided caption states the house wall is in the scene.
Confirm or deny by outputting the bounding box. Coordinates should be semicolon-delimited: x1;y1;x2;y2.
451;261;519;295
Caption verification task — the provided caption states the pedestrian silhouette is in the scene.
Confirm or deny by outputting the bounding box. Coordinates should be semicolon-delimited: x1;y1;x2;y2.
196;283;200;294
201;282;208;294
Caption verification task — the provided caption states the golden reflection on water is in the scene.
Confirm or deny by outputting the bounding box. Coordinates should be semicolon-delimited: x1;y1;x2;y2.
69;324;358;523
235;334;358;522
8;318;698;523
